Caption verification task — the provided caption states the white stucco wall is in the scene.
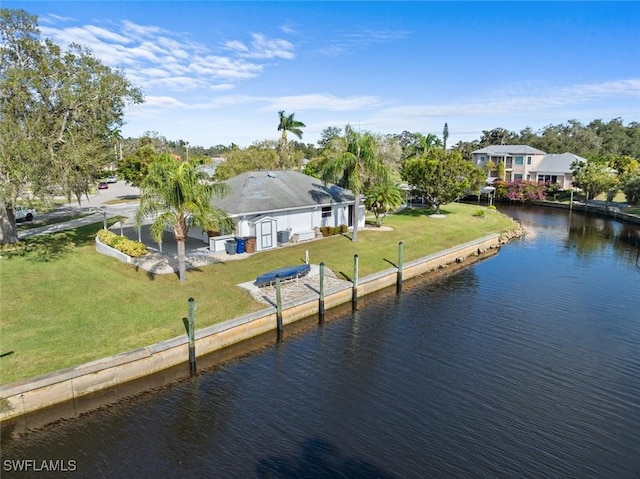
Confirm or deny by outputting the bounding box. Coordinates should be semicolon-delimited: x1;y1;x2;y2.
232;203;365;249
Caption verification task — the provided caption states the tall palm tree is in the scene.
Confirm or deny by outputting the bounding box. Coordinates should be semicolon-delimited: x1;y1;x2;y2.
111;128;123;166
443;123;449;151
321;125;388;242
277;110;306;144
135;155;231;281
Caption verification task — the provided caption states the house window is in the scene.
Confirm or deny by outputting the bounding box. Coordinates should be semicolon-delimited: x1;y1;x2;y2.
514;156;524;165
537;174;558;183
480;155;485;162
514;174;523;180
527;156;532;165
321;206;332;218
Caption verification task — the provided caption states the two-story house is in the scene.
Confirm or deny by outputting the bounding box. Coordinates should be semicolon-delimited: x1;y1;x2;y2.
471;145;585;189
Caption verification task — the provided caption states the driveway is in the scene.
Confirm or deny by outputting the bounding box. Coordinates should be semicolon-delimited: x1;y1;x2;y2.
17;181;238;272
18;182;141;240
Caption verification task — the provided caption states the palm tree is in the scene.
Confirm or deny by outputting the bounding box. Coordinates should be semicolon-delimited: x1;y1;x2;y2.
277;110;306;144
321;125;388;242
365;182;404;227
111;128;123;166
135;155;231;281
407;132;442;158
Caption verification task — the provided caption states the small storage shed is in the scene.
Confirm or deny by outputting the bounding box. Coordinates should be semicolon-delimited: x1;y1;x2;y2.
209;170;365;251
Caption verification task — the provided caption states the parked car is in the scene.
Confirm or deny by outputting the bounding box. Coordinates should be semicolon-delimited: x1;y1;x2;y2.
107;175;118;183
98;181;109;190
15;206;36;222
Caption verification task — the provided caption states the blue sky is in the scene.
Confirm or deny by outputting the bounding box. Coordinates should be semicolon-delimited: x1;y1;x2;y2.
6;1;640;148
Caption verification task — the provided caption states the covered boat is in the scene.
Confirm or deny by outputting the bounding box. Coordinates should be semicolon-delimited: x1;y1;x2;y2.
255;264;311;287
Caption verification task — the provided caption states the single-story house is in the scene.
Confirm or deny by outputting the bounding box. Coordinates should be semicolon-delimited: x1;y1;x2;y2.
204;170;365;253
471;145;586;189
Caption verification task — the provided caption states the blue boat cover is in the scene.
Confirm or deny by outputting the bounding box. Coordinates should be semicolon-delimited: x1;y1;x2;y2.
255;264;311;287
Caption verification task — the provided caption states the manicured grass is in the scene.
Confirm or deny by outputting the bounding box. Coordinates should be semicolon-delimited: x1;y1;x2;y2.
595;191;627;203
0;203;518;384
626;206;640;215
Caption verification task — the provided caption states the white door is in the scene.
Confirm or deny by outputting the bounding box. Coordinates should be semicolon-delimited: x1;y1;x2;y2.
260;220;273;249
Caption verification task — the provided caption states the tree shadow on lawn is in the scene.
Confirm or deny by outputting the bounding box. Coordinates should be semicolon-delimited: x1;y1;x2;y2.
395;206;434;217
395;206;453;217
2;224;99;263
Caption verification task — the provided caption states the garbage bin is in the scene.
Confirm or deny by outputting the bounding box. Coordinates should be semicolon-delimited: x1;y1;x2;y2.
277;230;290;244
235;237;246;254
225;239;237;255
245;236;256;253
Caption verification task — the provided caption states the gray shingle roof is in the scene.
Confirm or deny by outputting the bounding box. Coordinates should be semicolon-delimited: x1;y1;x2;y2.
212;170;355;216
472;145;546;155
533;153;587;174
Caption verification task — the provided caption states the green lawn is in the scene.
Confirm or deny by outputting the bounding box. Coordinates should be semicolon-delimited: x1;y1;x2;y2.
626;206;640;215
16;212;95;231
0;203;518;384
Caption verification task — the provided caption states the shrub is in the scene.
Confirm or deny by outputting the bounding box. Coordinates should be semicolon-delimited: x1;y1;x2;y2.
545;181;562;197
503;180;547;202
319;225;348;237
472;209;486;218
622;173;640;205
493;179;508;198
117;240;148;257
97;229;117;244
96;229;148;257
110;235;126;248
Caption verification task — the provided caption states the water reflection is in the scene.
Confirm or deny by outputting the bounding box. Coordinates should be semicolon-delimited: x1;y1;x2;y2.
499;204;640;269
2;205;639;478
256;437;393;479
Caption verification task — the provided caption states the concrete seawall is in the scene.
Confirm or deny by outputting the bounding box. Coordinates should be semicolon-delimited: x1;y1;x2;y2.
534;200;640;225
0;234;504;423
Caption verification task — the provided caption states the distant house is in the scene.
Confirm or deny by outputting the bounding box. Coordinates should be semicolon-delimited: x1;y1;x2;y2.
206;170;365;253
471;145;586;189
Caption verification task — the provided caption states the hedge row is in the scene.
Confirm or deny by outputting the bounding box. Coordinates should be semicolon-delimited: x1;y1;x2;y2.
319;224;348;237
96;229;148;257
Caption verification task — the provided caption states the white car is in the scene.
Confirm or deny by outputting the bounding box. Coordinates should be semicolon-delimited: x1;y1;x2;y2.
106;175;118;183
15;206;36;222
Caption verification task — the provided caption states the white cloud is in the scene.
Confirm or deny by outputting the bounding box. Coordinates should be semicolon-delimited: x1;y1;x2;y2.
376;78;640;122
319;28;410;56
559;79;640;99
39;18;295;94
121;20;163;37
280;23;297;35
188;55;263;79
263;94;382;112
83;25;131;44
224;33;295;60
39;14;75;24
127;96;186;116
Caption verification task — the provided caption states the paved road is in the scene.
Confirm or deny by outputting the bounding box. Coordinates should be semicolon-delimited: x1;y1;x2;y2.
18;182;141;239
17;182;212;264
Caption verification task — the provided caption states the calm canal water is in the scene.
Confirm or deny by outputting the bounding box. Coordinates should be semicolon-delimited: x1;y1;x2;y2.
2;205;639;478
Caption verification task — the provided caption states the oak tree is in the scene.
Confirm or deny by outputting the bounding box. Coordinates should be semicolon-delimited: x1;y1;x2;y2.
402;150;485;215
0;9;143;244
